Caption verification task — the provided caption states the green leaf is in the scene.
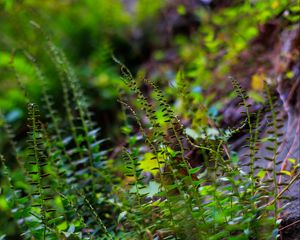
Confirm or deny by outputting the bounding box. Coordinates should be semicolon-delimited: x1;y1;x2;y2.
288;158;296;165
139;152;165;175
188;167;201;174
118;211;127;223
256;170;266;179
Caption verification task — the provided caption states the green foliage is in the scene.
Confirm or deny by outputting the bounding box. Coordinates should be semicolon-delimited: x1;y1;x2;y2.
1;1;299;239
113;62;292;239
0;36;298;240
0;35;120;239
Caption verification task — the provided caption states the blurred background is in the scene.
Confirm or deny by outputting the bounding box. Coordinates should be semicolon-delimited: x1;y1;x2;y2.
1;0;294;144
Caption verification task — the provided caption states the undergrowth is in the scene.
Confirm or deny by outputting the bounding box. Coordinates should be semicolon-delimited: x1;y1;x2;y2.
0;28;299;240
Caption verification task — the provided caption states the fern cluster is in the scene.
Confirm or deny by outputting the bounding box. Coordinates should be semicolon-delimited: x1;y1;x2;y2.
113;62;297;239
1;31;118;239
0;38;299;239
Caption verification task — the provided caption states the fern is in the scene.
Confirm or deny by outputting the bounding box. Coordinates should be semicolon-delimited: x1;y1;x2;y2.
1;31;299;239
113;60;299;239
25;103;59;238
